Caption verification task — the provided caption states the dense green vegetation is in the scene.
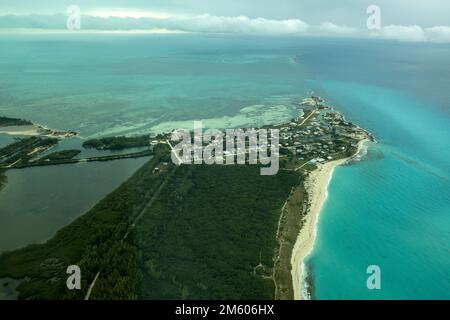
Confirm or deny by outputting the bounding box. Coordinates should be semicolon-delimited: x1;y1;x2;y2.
0;116;33;127
0;142;299;300
83;135;151;150
0;137;58;168
0;137;40;159
135;165;299;299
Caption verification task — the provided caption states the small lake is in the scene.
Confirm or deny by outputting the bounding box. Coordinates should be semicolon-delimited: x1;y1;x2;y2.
0;157;149;252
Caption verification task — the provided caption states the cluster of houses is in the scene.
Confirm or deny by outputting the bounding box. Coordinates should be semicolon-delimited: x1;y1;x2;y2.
277;97;367;165
150;95;369;168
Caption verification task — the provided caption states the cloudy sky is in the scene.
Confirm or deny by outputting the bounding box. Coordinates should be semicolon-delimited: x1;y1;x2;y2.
1;0;449;42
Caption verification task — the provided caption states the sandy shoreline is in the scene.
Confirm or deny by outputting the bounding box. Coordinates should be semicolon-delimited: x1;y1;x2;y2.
291;139;369;300
0;124;77;138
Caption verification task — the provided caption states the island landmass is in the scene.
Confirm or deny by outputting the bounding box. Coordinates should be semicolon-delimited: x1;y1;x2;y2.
0;95;373;300
0;115;78;138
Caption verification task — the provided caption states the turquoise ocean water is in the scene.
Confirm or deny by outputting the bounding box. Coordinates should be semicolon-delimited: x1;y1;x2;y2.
305;83;450;299
0;34;448;299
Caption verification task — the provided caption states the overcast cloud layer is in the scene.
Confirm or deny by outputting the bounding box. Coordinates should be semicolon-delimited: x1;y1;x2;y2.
2;0;450;27
0;0;449;43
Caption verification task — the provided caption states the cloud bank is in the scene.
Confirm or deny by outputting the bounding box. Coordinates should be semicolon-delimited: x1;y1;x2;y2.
316;22;357;35
371;25;450;43
0;13;449;43
0;13;310;36
164;14;309;35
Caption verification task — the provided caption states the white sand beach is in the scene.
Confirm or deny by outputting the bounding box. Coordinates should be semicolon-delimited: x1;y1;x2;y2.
291;139;368;300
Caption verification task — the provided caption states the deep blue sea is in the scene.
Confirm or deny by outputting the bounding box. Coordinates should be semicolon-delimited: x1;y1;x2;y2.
0;33;448;299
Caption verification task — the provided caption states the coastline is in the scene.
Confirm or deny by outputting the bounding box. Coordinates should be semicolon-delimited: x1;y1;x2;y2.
291;139;369;300
0;124;78;138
